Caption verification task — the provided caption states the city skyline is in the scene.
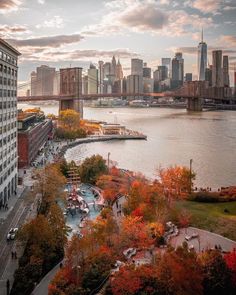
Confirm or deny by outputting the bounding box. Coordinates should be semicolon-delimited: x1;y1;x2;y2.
0;0;236;85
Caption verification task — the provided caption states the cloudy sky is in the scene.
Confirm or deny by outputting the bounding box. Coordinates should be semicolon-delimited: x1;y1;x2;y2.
1;0;236;87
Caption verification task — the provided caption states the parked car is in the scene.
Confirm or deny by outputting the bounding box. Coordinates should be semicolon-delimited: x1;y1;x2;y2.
123;248;137;259
7;228;18;240
185;232;199;241
185;235;192;241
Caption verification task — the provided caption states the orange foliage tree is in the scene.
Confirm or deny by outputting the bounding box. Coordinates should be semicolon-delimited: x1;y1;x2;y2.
119;216;154;249
156;165;195;204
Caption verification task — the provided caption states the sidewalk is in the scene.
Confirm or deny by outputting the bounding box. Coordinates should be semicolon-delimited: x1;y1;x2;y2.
0;186;25;224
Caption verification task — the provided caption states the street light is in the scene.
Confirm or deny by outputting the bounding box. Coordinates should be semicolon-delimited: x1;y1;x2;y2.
189;159;193;194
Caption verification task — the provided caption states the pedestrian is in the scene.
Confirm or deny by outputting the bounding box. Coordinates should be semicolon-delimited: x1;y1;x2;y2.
6;203;8;210
6;279;10;295
11;251;14;259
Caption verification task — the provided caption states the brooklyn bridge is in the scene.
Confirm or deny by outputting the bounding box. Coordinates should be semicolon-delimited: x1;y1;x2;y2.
18;77;236;114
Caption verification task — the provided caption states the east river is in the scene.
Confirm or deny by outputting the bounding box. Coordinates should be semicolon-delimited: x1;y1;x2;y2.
18;102;236;188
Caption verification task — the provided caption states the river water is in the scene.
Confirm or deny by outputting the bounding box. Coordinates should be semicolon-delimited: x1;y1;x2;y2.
18;102;236;188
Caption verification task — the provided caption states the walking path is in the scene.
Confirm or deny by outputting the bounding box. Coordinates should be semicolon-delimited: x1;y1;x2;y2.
31;262;61;295
170;226;236;253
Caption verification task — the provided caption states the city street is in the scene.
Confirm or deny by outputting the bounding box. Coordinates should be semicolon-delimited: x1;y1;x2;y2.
0;187;37;295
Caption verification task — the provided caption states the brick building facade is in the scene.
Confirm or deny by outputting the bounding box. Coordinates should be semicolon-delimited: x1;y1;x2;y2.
18;113;53;168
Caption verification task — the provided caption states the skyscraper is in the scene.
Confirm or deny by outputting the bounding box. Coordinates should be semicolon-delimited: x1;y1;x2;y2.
131;58;143;93
175;52;184;83
223;55;229;87
158;66;168;81
98;61;104;94
0;39;20;205
197;29;207;81
88;63;98;94
185;73;193;82
116;59;123;80
161;58;171;77
36;65;55;96
30;71;37;96
143;62;151;78
212;50;223;87
205;66;212;86
131;58;143;76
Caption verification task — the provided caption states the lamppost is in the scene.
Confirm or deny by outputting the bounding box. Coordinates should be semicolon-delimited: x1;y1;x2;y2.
107;152;110;171
189;159;193;194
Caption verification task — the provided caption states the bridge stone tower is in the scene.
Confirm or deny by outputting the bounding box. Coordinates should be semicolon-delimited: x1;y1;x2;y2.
59;67;83;118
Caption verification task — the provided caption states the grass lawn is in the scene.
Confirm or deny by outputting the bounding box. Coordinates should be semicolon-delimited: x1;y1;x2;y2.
174;200;236;241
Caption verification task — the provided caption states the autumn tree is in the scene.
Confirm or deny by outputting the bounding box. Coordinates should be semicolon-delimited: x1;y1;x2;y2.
156;165;196;205
123;179;167;223
156;244;203;295
119;216;153;249
111;265;142;295
177;209;192;233
59;109;80;131
34;163;66;214
79;155;108;184
96;168;130;206
225;249;236;288
198;249;233;295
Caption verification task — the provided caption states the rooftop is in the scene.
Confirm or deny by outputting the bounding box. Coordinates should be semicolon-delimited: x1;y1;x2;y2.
0;38;21;56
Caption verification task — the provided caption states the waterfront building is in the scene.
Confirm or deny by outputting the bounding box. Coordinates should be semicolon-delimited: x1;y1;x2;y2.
18;110;53;168
35;65;55;96
0;39;20;205
161;58;171;77
143;63;151;78
223;55;229;87
185;73;192;82
212;50;223;87
197;30;207;81
88;63;98;94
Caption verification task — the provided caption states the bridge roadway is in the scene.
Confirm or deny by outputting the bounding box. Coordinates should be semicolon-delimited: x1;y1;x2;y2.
17;91;236;102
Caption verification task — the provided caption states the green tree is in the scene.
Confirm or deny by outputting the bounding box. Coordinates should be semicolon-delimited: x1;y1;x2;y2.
79;155;108;184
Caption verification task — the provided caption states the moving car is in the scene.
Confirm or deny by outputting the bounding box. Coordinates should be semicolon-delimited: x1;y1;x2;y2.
7;228;18;240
